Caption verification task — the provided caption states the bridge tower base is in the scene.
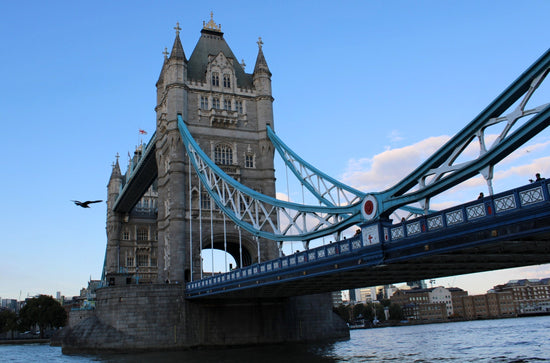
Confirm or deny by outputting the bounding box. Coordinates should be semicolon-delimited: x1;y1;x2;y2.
58;284;349;353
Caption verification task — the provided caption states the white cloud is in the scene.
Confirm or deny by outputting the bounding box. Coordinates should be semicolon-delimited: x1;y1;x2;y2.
342;131;550;194
499;139;550;165
342;135;450;191
387;129;404;143
276;192;290;202
495;155;550;181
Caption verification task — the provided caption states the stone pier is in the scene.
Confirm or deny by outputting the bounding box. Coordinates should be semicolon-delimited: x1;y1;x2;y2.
59;284;349;353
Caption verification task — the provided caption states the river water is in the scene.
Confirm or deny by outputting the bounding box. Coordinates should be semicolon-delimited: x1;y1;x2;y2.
1;316;549;362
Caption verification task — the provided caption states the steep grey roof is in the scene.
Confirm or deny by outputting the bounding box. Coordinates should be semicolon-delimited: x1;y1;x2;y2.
169;33;186;60
187;28;253;88
110;158;122;179
253;46;271;76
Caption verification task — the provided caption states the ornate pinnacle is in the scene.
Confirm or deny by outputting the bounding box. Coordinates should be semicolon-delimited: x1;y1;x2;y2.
203;11;221;32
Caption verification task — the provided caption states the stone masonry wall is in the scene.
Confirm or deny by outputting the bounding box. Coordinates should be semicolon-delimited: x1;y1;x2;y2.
61;284;349;353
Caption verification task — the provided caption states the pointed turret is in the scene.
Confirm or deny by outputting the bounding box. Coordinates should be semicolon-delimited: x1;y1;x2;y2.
156;48;169;106
107;154;123;210
156;22;188;122
253;37;271;77
253;37;274;131
105;153;124;279
169;23;186;61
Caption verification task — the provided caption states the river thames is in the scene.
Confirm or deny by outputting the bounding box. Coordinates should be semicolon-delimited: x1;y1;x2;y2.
1;316;549;362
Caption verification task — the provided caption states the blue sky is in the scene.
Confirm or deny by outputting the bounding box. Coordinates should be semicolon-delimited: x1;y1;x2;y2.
2;1;550;300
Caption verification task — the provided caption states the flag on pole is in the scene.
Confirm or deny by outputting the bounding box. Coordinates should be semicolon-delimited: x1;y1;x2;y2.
139;129;147;135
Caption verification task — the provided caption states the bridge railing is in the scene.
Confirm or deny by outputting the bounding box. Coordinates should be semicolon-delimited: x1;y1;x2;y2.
388;178;550;243
186;179;550;294
186;233;381;291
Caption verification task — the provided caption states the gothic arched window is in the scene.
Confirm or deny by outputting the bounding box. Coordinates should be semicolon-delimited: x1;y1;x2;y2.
215;144;233;165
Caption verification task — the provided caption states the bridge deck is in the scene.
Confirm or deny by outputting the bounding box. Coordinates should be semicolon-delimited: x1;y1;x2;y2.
186;180;550;299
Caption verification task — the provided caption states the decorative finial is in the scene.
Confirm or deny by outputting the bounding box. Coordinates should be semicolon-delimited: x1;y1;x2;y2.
174;22;181;36
162;47;168;59
203;12;222;32
257;37;263;50
241;59;246;69
116;152;120;162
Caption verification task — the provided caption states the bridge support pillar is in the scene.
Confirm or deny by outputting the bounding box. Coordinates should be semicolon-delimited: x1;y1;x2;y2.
58;284;349;353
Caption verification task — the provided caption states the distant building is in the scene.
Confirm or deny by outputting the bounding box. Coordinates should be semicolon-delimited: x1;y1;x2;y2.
429;286;455;316
1;299;18;312
391;286;467;321
359;287;377;303
346;285;394;304
331;291;343;307
76;280;102;309
407;280;428;289
493;278;550;315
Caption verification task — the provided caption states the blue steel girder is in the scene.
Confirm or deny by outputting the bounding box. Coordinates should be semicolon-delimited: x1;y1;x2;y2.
375;48;550;218
177;115;362;242
267;125;364;207
267;125;428;218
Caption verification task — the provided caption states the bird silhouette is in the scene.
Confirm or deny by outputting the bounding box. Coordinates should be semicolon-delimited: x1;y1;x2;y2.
72;200;103;208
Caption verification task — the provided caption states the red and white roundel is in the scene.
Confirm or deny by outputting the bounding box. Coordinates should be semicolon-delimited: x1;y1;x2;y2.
361;194;378;221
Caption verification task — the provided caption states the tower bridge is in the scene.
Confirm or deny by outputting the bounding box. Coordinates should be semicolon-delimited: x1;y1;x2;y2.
61;15;550;353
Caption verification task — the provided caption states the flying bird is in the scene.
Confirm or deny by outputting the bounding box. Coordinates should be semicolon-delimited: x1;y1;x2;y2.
72;200;103;208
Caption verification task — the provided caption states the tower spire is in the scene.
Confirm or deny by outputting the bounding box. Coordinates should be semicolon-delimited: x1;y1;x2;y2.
169;22;186;60
253;37;271;76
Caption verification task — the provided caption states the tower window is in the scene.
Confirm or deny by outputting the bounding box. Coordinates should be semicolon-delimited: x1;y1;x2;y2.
215;144;233;165
223;74;231;88
236;100;243;113
201;192;211;210
200;96;208;109
212;72;219;86
137;254;149;267
122;229;130;240
223;99;230;110
137;227;148;241
213;98;220;109
245;154;254;168
126;256;134;267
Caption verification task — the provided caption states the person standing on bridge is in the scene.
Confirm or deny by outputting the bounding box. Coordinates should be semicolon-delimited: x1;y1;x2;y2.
530;173;545;183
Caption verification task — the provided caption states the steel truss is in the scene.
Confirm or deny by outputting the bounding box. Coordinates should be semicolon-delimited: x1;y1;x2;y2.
178;116;361;241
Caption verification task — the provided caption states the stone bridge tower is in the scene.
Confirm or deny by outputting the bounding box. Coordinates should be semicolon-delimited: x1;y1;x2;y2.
66;17;348;352
154;16;279;283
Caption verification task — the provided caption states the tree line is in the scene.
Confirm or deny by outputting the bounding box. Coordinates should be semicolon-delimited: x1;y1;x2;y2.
333;299;403;325
0;295;67;339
